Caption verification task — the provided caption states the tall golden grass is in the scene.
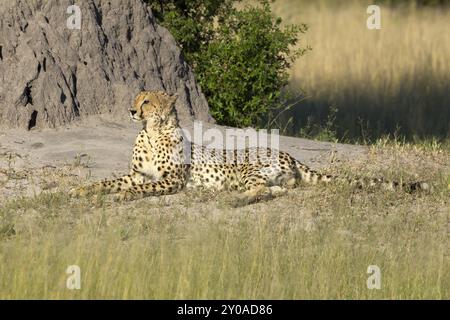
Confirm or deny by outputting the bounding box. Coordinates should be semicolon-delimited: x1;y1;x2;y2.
268;0;450;141
0;184;448;299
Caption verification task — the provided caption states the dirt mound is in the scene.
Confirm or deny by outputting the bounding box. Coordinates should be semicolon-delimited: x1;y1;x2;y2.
0;0;212;129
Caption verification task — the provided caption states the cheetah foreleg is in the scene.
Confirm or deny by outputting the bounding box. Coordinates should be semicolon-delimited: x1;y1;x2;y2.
69;172;144;197
114;178;185;201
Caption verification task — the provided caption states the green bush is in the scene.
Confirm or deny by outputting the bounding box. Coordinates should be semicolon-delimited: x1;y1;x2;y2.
147;0;307;128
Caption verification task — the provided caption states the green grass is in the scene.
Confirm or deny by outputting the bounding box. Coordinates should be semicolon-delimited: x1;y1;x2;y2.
0;144;448;299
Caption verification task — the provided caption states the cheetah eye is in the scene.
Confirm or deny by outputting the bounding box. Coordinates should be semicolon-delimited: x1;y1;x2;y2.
143;100;149;105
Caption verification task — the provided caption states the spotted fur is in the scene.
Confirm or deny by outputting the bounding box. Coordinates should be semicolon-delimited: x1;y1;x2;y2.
70;90;429;205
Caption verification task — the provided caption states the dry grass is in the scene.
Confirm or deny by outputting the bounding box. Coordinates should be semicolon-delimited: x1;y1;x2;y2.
265;0;450;141
0;143;448;299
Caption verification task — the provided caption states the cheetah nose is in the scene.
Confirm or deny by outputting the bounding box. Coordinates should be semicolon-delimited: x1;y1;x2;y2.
129;110;137;116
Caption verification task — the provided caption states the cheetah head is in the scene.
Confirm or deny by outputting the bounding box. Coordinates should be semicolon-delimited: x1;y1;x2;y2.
130;90;178;127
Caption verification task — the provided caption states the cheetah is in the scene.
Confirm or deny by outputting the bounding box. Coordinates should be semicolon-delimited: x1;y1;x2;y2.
70;90;429;206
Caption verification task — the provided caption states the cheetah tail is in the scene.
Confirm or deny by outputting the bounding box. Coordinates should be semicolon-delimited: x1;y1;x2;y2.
294;160;333;184
294;159;431;192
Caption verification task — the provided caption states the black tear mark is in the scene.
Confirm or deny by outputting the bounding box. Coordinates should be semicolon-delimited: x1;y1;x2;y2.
28;110;38;130
0;46;3;60
43;57;46;72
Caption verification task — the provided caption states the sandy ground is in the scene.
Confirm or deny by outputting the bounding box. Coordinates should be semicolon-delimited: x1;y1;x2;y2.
0;115;367;201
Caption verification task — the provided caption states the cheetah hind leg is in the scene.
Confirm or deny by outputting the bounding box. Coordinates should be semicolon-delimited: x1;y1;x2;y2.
231;185;287;208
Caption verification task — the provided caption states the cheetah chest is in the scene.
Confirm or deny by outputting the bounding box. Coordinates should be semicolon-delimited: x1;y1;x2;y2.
131;134;162;181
